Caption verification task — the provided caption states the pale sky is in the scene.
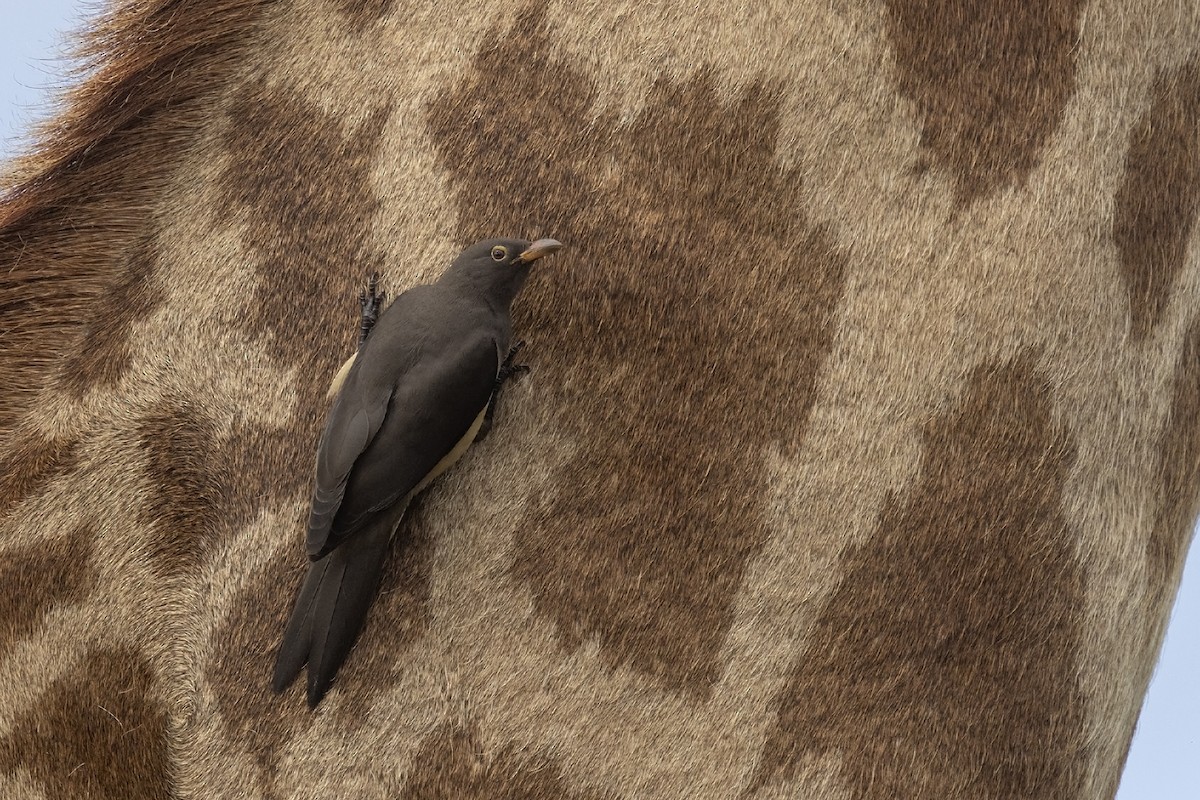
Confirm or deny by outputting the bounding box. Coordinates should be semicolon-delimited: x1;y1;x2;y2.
1;3;1195;797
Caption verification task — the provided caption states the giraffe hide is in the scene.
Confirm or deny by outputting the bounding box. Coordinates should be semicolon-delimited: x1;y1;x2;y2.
1;0;1199;798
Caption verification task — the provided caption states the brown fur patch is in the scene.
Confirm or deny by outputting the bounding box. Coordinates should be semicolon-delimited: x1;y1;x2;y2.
1114;62;1200;340
206;426;333;772
217;85;390;366
753;353;1086;798
884;0;1086;204
59;237;163;396
427;7;848;697
0;435;80;518
0;0;276;431
137;396;226;578
209;533;312;776
335;0;393;30
0;522;95;655
403;720;611;799
0;646;171;799
214;84;391;512
1147;319;1200;609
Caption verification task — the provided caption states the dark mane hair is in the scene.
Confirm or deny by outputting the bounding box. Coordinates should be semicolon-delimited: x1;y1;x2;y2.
0;0;274;431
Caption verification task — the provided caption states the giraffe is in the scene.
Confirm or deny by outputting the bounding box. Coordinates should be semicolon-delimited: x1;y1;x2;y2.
1;0;1197;797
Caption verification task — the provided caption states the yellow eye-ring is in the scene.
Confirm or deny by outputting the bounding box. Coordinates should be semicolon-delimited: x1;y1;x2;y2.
490;246;508;262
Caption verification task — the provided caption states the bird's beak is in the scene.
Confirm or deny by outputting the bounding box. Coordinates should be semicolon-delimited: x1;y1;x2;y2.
517;238;564;263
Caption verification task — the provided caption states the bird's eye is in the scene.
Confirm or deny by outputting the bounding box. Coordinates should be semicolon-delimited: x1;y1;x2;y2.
490;246;508;262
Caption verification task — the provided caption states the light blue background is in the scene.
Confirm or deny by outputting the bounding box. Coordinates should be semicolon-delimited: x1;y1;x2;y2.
1;4;1195;797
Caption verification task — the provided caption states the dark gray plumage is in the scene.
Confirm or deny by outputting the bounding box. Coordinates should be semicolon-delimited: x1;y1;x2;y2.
272;237;562;708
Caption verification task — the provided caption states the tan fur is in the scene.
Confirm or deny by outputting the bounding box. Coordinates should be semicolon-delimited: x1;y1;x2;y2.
1;0;1199;797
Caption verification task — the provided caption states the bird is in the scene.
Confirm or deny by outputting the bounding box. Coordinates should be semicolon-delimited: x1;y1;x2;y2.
271;236;563;708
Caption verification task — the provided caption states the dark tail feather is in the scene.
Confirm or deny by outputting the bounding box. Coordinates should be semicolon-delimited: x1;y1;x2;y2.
271;558;330;694
304;514;396;708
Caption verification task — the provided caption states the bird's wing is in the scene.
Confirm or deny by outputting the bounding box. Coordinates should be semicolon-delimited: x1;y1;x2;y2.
305;334;498;559
304;374;392;560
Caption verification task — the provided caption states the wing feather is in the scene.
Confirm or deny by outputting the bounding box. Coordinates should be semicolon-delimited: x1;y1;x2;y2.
304;335;497;559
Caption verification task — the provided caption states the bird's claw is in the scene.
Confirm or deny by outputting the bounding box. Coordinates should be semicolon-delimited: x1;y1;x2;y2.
498;340;530;384
359;272;386;312
476;341;531;443
358;272;386;348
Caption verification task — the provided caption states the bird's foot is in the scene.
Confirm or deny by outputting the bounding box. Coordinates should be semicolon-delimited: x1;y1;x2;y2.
358;272;386;348
476;341;530;442
496;340;530;386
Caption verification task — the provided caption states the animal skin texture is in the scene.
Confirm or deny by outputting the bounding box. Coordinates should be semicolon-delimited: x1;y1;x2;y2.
0;1;1198;798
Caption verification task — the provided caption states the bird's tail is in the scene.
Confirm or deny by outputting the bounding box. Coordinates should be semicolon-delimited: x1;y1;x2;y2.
271;511;398;708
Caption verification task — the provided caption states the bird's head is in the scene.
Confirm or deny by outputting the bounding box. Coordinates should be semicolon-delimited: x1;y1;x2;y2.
441;236;563;304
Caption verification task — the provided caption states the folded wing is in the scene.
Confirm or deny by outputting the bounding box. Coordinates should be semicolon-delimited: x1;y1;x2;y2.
305;335;498;559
